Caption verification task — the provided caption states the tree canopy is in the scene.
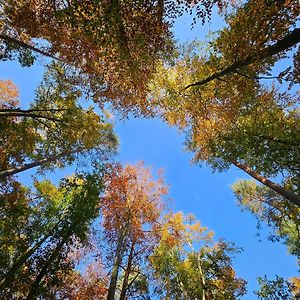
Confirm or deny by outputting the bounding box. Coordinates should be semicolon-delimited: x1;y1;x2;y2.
0;0;299;298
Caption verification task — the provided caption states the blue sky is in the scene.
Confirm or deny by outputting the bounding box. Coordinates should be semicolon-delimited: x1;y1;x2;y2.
0;10;298;299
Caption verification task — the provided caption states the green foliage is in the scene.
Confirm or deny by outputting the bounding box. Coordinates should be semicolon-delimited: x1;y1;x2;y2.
232;180;300;262
150;212;247;299
0;63;117;178
254;276;297;300
0;169;105;298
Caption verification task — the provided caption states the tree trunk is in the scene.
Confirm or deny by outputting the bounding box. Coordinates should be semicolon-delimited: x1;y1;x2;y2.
0;34;63;62
187;242;207;300
185;28;300;89
231;160;300;207
0;221;61;288
0;150;78;179
25;238;66;300
0;109;61;122
0;235;48;288
107;230;127;300
119;242;135;300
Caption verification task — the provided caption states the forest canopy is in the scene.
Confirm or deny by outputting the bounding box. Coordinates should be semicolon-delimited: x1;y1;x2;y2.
0;0;299;299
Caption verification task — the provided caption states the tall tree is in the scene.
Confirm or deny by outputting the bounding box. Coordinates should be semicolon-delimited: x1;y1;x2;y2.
0;169;105;298
0;64;117;180
150;212;247;299
232;179;300;263
186;0;300;89
0;0;220;115
100;162;167;300
149;0;300;206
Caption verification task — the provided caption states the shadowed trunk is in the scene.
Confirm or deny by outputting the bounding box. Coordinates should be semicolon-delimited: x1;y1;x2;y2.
0;34;63;61
0;221;62;289
231;160;300;207
0;110;61;122
25;237;66;300
119;241;135;300
0;108;71;122
107;229;128;300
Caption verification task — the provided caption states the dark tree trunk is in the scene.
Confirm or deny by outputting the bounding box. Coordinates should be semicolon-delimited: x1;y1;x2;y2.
0;235;48;288
231;160;300;207
0;108;61;122
185;28;300;89
25;238;66;300
107;230;127;300
119;242;135;300
0;34;63;61
0;221;61;288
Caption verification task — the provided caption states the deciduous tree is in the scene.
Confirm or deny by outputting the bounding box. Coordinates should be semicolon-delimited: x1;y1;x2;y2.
0;169;105;298
100;162;167;300
0;64;117;180
150;212;247;299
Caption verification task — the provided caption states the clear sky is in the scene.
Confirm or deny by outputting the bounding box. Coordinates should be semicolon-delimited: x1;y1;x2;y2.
0;10;298;299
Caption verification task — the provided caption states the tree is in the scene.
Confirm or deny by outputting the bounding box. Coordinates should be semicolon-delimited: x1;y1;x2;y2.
254;275;300;300
149;0;300;206
0;169;105;298
100;162;167;300
57;260;108;300
150;212;247;299
0;64;117;180
0;0;220;115
232;179;300;263
186;0;300;89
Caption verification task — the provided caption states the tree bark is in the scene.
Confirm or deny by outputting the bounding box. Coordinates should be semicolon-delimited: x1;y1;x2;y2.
0;150;78;179
25;238;66;300
231;160;300;207
0;34;63;62
119;241;135;300
185;28;300;89
107;229;128;300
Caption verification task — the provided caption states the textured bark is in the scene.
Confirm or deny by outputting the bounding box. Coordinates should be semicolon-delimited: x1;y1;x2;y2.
185;28;300;89
231;161;300;207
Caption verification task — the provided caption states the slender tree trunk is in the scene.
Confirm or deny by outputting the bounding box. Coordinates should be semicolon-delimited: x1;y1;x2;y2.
0;34;63;62
187;242;206;300
119;242;135;300
0;110;61;122
25;238;66;300
0;108;70;113
231;160;300;207
185;28;300;89
0;221;61;288
107;230;127;300
0;150;78;179
198;253;206;300
0;235;48;288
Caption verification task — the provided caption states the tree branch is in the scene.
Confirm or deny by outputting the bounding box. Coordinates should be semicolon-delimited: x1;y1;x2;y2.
185;28;300;89
0;34;64;62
